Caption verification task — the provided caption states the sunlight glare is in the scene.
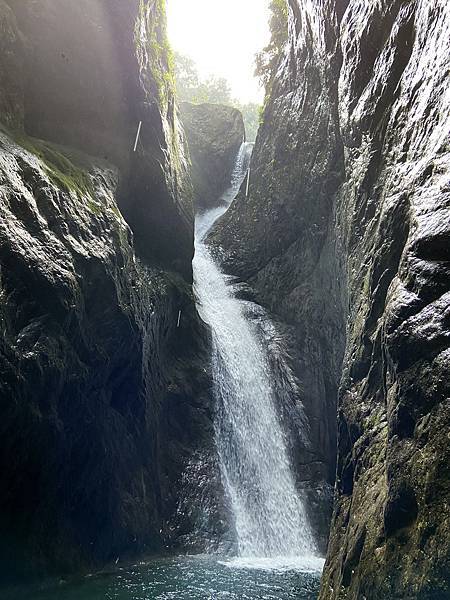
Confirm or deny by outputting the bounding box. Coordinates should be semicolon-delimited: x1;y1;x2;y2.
167;0;271;104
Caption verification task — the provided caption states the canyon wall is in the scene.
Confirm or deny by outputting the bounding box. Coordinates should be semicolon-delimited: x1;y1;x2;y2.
210;0;345;551
180;102;245;211
212;0;450;597
0;0;213;581
1;0;449;594
324;1;450;597
9;0;194;278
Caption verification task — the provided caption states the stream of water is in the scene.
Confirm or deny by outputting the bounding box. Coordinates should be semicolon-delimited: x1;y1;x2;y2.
4;144;324;599
193;143;321;570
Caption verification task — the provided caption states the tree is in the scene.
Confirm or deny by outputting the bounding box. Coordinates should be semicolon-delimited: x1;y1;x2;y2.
254;0;288;94
235;103;260;142
173;52;200;103
173;53;260;141
196;76;233;105
174;52;232;105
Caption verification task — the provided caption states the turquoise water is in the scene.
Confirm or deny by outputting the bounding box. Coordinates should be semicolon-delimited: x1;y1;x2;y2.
3;556;322;599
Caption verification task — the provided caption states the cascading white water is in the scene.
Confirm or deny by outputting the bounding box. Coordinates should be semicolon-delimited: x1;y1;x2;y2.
193;143;321;568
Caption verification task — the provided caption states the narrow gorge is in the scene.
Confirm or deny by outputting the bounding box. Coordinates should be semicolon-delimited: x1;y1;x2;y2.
0;1;448;599
210;2;450;597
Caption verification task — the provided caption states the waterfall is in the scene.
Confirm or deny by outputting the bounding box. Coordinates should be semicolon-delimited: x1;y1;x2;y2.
193;143;320;567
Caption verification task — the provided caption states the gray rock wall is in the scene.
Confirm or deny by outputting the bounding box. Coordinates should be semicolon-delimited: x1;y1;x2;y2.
323;1;450;597
0;0;213;582
0;0;25;129
211;0;450;596
9;0;194;279
209;0;345;551
180;102;245;211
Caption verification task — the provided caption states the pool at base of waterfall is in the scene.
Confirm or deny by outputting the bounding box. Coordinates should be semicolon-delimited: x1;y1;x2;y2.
3;555;324;599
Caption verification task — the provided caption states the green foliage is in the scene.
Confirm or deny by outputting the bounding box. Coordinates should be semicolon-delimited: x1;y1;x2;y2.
138;0;175;108
254;0;288;95
174;52;261;141
174;52;233;105
173;53;199;100
236;103;260;142
173;0;288;140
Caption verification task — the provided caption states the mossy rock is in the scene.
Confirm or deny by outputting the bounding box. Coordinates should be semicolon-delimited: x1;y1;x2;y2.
12;132;94;199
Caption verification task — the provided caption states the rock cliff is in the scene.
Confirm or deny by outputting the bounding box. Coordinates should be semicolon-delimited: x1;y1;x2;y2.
209;0;345;552
9;0;194;278
0;0;212;582
324;2;450;597
180;102;245;211
1;0;449;594
211;0;450;597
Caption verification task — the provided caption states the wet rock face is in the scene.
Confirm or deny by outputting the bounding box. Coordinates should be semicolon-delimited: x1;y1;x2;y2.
323;1;450;597
0;0;25;129
212;0;450;595
209;0;345;551
10;0;194;279
180;103;245;211
0;130;212;580
0;0;213;583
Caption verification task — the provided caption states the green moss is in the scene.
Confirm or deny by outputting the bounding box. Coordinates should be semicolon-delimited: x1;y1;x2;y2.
15;134;94;199
87;199;102;215
136;0;175;109
111;205;122;219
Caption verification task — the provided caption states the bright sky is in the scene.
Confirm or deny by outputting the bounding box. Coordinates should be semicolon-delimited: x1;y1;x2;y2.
167;0;271;104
